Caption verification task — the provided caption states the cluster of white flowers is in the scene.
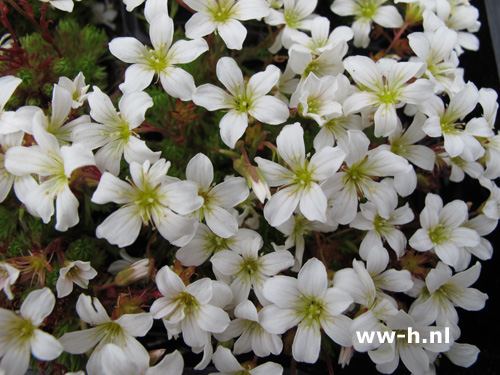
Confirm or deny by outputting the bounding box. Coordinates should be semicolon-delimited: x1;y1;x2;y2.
0;0;498;374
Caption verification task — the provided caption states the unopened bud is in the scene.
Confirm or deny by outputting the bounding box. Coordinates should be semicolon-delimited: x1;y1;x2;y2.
338;346;354;368
114;258;150;286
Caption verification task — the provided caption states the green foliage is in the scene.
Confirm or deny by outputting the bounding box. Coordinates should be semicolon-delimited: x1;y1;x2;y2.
66;238;106;268
7;234;29;258
0;206;17;241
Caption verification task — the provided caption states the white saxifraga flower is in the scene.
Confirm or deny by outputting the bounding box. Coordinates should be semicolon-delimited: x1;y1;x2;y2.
210;235;295;306
39;0;76;12
176;224;262;267
216;300;283;357
57;72;90;108
331;0;404;48
72;87;160;176
367;310;452;375
322;129;411;225
0;261;19;300
409;193;480;271
350;198;414;260
409;261;488;337
5;122;95;231
0;288;63;375
59;294;153;375
343;56;434;137
150;265;231;349
211;346;283;375
0;132;38;207
98;344;183;375
421;82;492;162
265;0;319;53
91;159;203;248
260;258;353;363
109;13;208;98
408;27;464;94
184;0;270;50
0;75;22;134
256;123;345;227
186;153;249;238
289;73;343;126
192;57;289;148
56;260;98;298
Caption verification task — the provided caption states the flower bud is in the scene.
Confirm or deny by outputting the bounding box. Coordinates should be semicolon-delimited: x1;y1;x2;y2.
114;258;150;286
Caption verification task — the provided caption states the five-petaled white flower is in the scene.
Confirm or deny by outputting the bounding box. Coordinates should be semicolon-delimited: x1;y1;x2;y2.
192;57;289;148
260;258;353;363
0;288;63;375
109;13;208;99
256;122;345;227
184;0;270;50
56;260;98;298
91;159;203;248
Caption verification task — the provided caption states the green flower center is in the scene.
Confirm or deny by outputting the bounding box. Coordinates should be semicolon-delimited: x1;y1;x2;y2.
284;9;302;29
428;223;450;245
298;297;325;324
146;48;170;74
209;0;236;23
177;292;200;314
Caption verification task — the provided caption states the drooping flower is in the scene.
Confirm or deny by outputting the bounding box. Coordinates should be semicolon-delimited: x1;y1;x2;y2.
0;262;20;300
56;260;98;298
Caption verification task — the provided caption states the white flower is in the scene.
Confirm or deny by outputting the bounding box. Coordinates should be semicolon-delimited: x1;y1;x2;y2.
331;0;404;48
323;129;411;225
0;262;19;300
368;310;453;375
352;200;414;260
5;122;95;231
289;73;343;126
192;57;289;148
57;72;90;108
409;193;480;270
408;27;464;94
98;344;183;375
59;294;153;375
150;265;231;349
72;87;159;176
109;14;208;98
184;0;270;50
91;159;203;247
211;235;295;306
210;346;283;375
186;153;249;238
0;131;38;208
92;0;118;30
256;123;345;227
0;75;23;135
216;300;283;357
39;0;75;12
260;258;353;363
409;261;488;337
421;82;492;162
265;0;319;53
0;288;63;375
343;56;434;137
56;260;98;298
176;224;262;267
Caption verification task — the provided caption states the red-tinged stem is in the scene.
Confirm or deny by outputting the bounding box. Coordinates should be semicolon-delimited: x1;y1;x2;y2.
4;0;62;56
175;0;195;13
321;346;335;375
385;22;410;54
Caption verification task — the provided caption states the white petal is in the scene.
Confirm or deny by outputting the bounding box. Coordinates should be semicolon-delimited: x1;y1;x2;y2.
259;305;301;334
192;84;233;111
264;184;301;227
216;57;244;96
219;110;248;148
95;205;142;247
109;37;147;64
218;19;247;50
292;322;321;363
250;95;289;124
20;288;55;325
185;12;217;39
31;330;63;360
159;68;196;101
55;185;79;232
